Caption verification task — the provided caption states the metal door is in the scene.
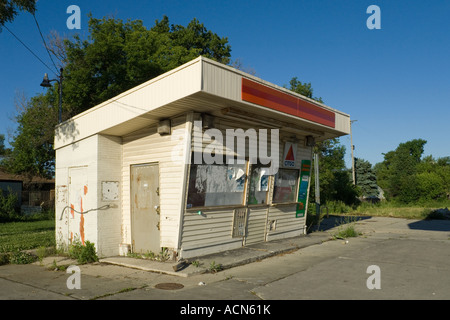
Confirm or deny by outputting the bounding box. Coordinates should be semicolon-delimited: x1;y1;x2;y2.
68;166;88;245
130;163;160;253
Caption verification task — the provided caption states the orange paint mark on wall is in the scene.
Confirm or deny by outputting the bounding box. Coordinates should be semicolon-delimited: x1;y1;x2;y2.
70;204;75;218
84;185;88;195
80;197;85;245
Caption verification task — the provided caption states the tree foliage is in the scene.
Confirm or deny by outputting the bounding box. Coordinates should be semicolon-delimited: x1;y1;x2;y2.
2;94;59;179
0;134;7;156
4;15;231;178
286;77;323;103
0;0;35;27
63;15;231;117
374;139;449;203
311;138;359;205
355;158;378;198
287;78;357;206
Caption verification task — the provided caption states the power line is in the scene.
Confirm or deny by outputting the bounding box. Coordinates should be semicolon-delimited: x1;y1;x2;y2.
32;12;59;74
2;24;58;77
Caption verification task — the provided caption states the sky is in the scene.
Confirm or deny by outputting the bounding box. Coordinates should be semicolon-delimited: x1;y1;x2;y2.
1;0;449;168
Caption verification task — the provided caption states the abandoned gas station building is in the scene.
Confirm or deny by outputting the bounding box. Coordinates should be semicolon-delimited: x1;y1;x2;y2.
55;56;351;259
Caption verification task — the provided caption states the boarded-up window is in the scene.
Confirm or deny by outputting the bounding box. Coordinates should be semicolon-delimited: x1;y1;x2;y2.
272;169;299;203
187;157;247;208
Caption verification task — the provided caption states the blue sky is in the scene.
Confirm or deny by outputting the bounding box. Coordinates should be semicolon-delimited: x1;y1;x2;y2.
1;0;449;168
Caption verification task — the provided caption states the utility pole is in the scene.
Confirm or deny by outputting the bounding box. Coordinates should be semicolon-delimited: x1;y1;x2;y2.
350;120;357;185
314;152;320;221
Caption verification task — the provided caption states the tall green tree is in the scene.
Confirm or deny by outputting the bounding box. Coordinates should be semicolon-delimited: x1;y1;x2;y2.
0;0;35;27
287;77;357;206
286;77;323;103
3;94;59;179
416;155;450;201
0;134;6;156
6;15;231;178
311;138;358;205
355;158;378;198
374;139;427;203
63;15;231;117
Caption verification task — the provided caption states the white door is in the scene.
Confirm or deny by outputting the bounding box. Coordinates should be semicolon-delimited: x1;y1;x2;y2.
68;166;88;245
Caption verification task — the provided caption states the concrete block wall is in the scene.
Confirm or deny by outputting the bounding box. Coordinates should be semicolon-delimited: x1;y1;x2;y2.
96;135;122;257
55;135;99;251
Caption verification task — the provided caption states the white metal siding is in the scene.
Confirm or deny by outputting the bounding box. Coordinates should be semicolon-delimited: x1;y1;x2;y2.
54;58;202;150
244;207;269;245
181;208;242;256
121;115;187;251
180;114;313;257
201;60;241;101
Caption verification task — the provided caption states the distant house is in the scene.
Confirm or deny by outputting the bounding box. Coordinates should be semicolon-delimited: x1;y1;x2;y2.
0;169;54;212
0;170;23;207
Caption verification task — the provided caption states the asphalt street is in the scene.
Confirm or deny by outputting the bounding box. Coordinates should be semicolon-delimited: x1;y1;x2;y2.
1;215;450;307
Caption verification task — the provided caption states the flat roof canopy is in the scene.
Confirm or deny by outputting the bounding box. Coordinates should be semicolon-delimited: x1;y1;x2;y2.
55;56;350;149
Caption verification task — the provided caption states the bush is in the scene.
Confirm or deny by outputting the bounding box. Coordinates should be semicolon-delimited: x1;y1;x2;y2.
333;217;361;239
327;200;352;214
68;240;98;264
9;251;38;264
416;172;446;201
0;253;9;265
0;188;19;221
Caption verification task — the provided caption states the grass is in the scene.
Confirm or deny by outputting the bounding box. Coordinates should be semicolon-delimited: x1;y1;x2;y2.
0;219;55;254
307;200;450;236
314;200;450;220
352;202;437;220
332;217;361;239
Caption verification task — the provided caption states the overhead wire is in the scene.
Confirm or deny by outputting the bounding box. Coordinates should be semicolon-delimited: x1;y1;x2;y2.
31;12;59;75
2;24;57;77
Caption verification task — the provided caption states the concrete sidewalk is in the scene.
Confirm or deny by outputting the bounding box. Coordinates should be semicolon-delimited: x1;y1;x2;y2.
99;214;450;277
1;215;450;300
100;231;331;277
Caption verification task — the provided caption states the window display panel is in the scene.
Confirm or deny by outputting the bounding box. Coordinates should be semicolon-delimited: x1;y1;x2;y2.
187;162;247;208
272;169;299;203
248;164;270;205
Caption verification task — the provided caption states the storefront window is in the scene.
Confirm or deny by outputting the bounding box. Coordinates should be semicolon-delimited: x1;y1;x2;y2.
272;169;299;203
187;161;247;208
248;164;270;205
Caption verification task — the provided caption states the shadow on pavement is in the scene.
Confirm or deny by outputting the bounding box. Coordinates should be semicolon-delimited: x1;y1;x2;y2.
408;208;450;232
312;215;372;232
408;219;450;232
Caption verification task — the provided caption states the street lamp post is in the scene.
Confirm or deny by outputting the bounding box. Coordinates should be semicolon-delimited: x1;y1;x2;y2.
40;67;63;123
350;120;357;185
